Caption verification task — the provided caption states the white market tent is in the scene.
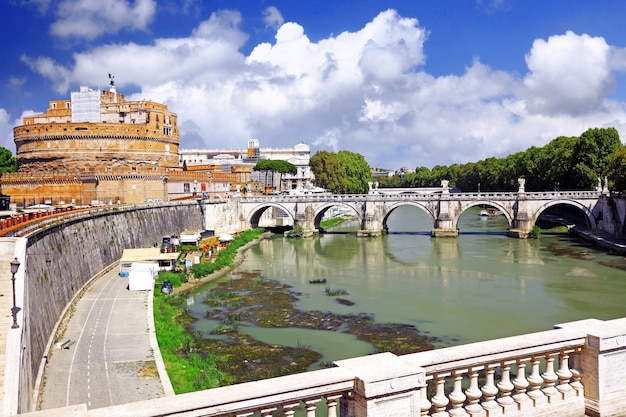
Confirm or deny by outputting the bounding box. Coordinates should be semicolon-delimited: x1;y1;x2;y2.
128;262;158;291
218;233;234;242
119;248;180;291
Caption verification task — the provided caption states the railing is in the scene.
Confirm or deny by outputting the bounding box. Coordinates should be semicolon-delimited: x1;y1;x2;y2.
0;200;201;237
404;326;587;416
237;190;602;204
38;319;620;417
85;367;355;417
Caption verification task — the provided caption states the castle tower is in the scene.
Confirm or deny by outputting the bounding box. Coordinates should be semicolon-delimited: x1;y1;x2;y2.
1;83;192;205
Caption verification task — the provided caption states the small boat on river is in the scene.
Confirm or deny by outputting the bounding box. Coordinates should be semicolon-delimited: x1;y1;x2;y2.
479;208;501;217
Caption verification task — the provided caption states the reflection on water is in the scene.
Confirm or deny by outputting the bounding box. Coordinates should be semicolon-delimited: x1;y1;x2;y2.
188;205;626;363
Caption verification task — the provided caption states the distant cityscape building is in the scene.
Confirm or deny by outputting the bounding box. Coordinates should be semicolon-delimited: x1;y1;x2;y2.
179;139;314;194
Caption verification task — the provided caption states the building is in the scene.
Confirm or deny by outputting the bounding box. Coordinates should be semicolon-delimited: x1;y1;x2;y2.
1;80;314;206
179;139;314;195
1;82;208;205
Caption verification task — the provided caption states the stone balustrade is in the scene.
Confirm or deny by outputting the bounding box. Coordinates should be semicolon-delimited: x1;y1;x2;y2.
22;317;626;417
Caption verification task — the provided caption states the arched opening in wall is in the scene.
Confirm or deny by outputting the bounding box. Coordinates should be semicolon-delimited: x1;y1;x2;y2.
315;204;360;234
536;204;590;233
250;205;294;232
383;204;433;235
456;204;509;236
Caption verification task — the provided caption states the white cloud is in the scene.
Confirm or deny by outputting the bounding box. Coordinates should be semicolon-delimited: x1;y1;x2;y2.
523;31;614;116
19;9;626;169
0;109;37;152
0;109;13;151
50;0;156;40
263;6;284;30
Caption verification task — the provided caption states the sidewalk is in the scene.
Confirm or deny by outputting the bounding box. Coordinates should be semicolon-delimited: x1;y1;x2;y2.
37;266;173;411
570;227;626;255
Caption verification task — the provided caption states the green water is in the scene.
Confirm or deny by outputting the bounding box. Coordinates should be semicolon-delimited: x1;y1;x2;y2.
187;205;626;363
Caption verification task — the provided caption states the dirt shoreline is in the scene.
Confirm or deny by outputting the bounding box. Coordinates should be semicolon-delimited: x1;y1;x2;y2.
173;232;272;294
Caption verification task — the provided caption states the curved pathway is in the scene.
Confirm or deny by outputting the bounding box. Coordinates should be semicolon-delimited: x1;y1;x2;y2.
38;266;171;410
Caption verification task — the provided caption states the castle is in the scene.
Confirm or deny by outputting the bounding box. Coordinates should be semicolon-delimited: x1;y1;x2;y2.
1;82;313;206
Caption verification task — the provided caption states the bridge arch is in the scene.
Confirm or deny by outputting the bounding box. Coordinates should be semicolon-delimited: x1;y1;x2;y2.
313;203;362;230
455;201;514;229
382;202;437;231
247;203;294;229
533;199;597;229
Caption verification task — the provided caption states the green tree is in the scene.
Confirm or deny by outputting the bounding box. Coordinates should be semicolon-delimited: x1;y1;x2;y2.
0;147;16;174
310;150;371;194
253;160;297;193
605;147;626;191
337;150;372;193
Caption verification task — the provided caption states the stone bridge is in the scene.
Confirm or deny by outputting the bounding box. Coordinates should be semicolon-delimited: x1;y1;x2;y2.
235;179;615;238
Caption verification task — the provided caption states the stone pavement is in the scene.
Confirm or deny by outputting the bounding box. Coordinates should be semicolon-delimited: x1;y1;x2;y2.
37;266;173;411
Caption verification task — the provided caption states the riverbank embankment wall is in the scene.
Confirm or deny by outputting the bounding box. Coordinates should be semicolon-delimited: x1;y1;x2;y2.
16;202;214;413
596;194;626;237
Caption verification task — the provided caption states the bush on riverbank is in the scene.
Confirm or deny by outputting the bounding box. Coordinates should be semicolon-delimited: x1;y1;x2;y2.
191;228;264;279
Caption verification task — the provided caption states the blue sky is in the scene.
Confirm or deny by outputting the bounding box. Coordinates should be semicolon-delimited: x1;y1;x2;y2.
2;0;626;170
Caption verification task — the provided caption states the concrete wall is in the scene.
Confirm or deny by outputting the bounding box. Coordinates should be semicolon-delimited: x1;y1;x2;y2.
18;203;205;413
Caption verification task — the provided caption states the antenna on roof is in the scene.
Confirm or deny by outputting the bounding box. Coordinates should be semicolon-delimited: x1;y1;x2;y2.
108;74;117;102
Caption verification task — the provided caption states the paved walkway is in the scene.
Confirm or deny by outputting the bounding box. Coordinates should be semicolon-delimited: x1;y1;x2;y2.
37;267;173;411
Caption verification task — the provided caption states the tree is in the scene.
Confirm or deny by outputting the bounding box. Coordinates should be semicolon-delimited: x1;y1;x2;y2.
605;147;626;192
337;151;372;193
310;151;347;193
0;147;16;174
310;150;372;194
253;160;297;193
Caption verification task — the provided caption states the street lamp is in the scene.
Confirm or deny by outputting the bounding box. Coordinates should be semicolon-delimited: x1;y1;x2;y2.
10;258;20;329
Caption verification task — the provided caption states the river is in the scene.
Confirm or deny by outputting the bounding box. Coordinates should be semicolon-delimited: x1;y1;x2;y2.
186;205;626;364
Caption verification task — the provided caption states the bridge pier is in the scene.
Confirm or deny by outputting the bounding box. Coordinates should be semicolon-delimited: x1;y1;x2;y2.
294;212;318;237
357;202;383;237
509;183;533;238
431;181;458;237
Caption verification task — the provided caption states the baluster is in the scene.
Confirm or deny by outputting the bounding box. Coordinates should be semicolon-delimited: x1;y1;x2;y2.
526;355;545;404
421;382;432;417
260;406;279;416
570;368;584;396
304;398;319;417
541;353;559;400
556;350;573;397
464;367;483;416
480;365;499;413
431;373;450;417
325;395;342;417
235;412;256;417
496;360;515;410
282;401;302;417
512;358;531;409
448;370;469;416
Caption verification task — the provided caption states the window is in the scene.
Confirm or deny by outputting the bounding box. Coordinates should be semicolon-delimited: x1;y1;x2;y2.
51;103;57;109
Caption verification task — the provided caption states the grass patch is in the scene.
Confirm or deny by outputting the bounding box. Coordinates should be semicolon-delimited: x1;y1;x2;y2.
325;287;349;296
320;214;352;229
